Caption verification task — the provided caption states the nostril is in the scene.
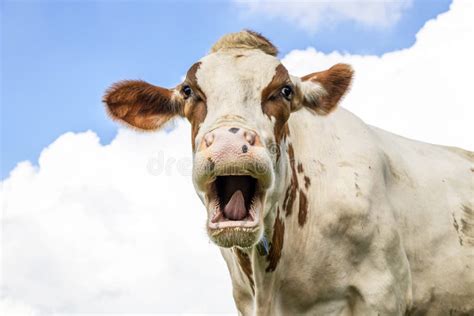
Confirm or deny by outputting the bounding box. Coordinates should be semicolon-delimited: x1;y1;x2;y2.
204;133;214;147
244;131;256;146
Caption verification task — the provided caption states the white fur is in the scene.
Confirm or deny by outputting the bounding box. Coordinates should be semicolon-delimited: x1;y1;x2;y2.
221;106;473;315
194;48;281;151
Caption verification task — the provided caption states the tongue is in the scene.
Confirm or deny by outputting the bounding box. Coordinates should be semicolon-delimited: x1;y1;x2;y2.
223;190;247;220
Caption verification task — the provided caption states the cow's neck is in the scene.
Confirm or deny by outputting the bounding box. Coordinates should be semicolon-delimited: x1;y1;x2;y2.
225;123;298;308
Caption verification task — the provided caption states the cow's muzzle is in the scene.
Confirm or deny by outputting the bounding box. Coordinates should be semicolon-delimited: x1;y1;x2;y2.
193;126;273;248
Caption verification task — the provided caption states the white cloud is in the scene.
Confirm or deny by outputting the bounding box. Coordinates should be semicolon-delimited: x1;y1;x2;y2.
235;0;413;32
1;0;473;314
0;298;38;316
282;0;473;150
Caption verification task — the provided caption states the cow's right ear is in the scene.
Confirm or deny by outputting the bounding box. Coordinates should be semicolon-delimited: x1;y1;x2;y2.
103;80;184;131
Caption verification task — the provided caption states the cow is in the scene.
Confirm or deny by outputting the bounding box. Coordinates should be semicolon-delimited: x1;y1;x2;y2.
103;30;474;315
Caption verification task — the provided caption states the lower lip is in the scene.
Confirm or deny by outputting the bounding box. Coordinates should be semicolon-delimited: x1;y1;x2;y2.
208;225;260;240
208;217;259;230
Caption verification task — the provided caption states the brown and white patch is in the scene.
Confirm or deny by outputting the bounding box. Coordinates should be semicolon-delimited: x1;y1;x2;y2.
298;189;308;227
266;207;285;272
181;62;209;150
103;80;182;131
234;248;255;294
282;143;299;217
301;63;354;115
261;64;292;146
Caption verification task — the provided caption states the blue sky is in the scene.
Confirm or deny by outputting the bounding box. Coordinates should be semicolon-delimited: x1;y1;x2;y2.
1;0;451;178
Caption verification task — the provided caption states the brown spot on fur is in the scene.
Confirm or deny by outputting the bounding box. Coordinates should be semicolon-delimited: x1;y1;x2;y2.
288;144;298;187
182;62;209;151
187;101;207;151
260;64;293;162
282;186;291;212
103;80;181;131
304;176;311;189
273;124;290;162
284;181;297;217
301;63;353;115
282;124;290;139
186;62;199;79
298;190;308;226
297;162;304;173
287;143;295;160
283;143;299;217
234;248;255;294
266;208;285;272
262;64;290;101
261;64;292;146
182;62;204;99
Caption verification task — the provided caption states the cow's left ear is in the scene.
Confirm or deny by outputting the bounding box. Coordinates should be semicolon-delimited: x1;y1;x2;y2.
103;80;184;131
298;63;353;115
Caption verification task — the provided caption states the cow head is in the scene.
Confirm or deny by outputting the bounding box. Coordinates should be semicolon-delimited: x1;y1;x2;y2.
104;30;353;249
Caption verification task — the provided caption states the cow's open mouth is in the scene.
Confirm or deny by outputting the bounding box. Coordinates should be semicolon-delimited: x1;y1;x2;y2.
208;175;262;230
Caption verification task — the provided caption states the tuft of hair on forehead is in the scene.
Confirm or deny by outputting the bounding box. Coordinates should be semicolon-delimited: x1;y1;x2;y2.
210;30;278;56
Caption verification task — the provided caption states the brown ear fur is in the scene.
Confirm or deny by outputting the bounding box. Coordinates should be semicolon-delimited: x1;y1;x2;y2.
103;80;182;131
301;63;353;114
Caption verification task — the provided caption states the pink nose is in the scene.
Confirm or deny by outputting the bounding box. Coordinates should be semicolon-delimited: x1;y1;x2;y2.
199;126;260;152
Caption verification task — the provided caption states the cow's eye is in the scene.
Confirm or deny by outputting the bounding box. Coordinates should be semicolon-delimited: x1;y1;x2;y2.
182;85;193;98
281;85;293;100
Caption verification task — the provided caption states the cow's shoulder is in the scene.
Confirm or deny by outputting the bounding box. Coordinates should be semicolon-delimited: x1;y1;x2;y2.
286;106;400;252
281;108;413;313
287;107;387;209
